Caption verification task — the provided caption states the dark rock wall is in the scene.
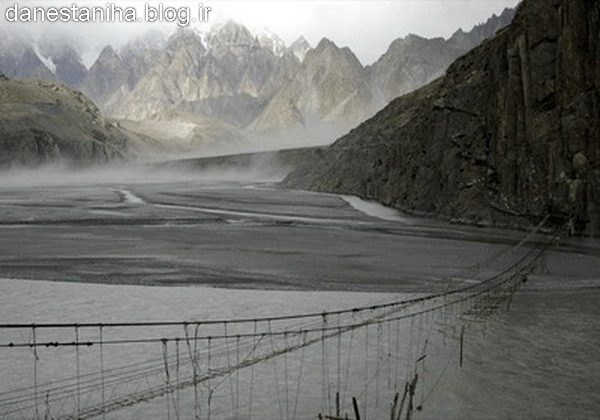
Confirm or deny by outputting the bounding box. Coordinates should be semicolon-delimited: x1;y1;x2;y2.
285;0;599;234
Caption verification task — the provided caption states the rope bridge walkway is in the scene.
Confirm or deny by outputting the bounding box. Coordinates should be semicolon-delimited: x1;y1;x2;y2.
0;221;557;419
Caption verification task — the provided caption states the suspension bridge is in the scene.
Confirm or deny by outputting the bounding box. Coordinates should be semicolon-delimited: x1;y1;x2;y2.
0;222;557;420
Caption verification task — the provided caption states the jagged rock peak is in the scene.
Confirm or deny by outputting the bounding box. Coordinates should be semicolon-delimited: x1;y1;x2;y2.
206;20;258;49
384;33;444;52
449;7;516;45
255;27;286;56
307;38;364;70
312;38;352;59
288;36;312;62
314;37;337;51
167;27;206;53
81;44;132;107
37;34;87;88
405;33;438;43
96;45;120;62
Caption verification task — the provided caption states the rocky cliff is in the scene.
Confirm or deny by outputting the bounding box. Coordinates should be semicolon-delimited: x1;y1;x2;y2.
285;0;600;235
0;76;129;167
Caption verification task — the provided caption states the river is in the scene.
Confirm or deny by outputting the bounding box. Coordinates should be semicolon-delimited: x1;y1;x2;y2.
0;168;598;419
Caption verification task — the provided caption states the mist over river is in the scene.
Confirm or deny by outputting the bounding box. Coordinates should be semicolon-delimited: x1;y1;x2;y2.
0;170;599;419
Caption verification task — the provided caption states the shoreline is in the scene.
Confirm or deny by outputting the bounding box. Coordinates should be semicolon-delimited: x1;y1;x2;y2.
2;273;600;293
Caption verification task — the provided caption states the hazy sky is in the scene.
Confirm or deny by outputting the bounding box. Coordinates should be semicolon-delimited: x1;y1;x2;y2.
1;0;521;65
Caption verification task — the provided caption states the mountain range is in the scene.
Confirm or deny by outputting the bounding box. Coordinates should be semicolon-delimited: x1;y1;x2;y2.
285;0;599;235
0;8;515;154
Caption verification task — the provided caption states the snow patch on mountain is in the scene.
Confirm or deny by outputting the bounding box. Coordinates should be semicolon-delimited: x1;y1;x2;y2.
32;44;56;74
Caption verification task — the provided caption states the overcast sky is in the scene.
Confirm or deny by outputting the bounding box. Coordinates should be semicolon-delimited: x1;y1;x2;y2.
1;0;521;65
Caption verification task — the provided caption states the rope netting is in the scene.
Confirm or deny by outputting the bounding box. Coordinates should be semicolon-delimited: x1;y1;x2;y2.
0;221;557;419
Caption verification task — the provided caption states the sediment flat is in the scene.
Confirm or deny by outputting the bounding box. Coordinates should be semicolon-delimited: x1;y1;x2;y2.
0;171;597;292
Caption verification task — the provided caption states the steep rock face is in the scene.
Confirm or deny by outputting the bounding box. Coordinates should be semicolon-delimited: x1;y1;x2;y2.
256;28;286;57
81;46;134;109
108;30;207;119
285;0;600;234
12;49;56;80
288;36;311;62
0;30;55;81
251;38;375;133
118;31;167;88
0;76;128;167
0;29;90;87
448;7;517;50
111;23;299;128
368;34;456;104
47;46;87;88
83;31;168;113
206;20;258;53
38;35;88;88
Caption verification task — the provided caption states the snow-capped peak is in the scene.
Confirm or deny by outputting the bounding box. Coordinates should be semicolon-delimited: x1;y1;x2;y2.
254;26;286;57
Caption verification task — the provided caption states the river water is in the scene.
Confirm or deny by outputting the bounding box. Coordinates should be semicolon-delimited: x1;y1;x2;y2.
0;170;598;419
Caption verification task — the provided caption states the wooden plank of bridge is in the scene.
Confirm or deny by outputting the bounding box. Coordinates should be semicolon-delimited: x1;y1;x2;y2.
390;391;399;420
352;397;361;420
397;382;409;420
460;325;465;368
